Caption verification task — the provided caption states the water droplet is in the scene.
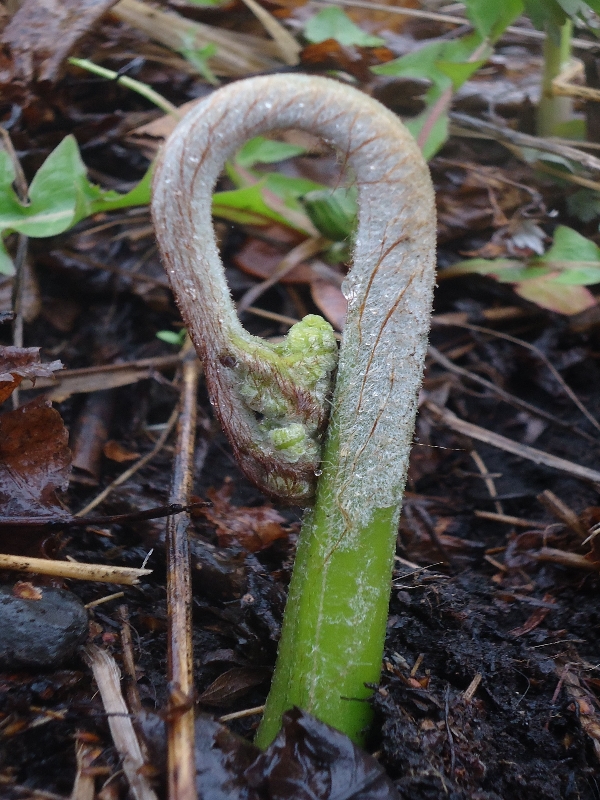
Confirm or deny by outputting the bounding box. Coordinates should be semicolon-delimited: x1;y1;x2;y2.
314;469;323;477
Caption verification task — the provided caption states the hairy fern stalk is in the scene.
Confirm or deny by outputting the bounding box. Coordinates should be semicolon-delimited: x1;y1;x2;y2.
152;74;436;747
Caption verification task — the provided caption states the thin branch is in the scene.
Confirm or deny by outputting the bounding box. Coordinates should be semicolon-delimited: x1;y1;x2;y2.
432;318;600;436
0;554;151;584
428;344;595;442
427;402;600;485
166;354;200;800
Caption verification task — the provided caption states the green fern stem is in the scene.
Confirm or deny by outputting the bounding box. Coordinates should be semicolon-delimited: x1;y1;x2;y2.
537;19;574;137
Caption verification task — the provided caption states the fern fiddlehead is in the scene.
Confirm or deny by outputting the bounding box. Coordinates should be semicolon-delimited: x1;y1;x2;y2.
152;74;436;745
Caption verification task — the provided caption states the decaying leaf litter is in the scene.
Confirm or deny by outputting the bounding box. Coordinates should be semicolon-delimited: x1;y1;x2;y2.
1;0;600;797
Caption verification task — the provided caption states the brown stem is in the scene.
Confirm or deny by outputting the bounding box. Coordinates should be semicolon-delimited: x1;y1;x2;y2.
166;353;200;800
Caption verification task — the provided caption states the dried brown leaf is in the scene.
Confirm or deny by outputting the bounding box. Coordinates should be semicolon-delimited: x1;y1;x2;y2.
202;479;288;552
0;346;62;404
197;667;270;708
103;439;140;463
0;396;71;525
310;279;347;331
1;0;119;83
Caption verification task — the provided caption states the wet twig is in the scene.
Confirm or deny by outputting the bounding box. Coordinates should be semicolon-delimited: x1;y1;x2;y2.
166;351;200;800
427;402;600;485
84;645;158;800
428;345;596;443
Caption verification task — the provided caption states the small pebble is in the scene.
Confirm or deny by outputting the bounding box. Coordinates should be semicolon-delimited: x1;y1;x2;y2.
0;584;88;669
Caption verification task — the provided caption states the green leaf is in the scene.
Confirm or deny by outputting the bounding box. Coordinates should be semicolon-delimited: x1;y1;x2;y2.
87;162;153;214
444;226;600;313
538;224;600;264
156;329;187;345
302;187;357;241
464;0;524;41
0;136;82;237
212;181;311;229
523;0;569;29
436;59;487;90
179;40;219;86
0;135;152;247
262;173;323;199
550;267;600;284
235;136;307;168
373;33;484;91
372;33;489;157
566;189;600;222
372;39;452;87
0;238;15;276
218;165;323;233
304;7;385;47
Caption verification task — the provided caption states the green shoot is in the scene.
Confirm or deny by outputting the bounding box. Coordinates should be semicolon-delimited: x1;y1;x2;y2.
179;38;220;86
68;57;181;119
157;329;188;347
152;74;436;747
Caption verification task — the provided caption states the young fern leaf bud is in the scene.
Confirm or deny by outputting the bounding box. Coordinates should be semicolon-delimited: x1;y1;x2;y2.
153;109;338;503
153;74;436;744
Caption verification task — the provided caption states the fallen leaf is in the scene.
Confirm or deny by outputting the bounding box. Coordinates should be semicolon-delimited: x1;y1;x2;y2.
12;581;43;600
139;707;400;799
300;39;394;82
0;346;62;404
1;0;119;83
310;279;347;331
202;479;289;552
103;440;140;463
234;226;315;283
0;396;71;527
197;667;270;708
246;708;400;799
515;275;596;315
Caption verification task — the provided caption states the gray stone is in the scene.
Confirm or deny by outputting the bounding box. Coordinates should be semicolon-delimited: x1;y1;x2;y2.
0;584;88;669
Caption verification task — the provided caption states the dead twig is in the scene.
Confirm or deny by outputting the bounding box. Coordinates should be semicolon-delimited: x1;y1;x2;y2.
537;490;589;539
166;351;201;800
450;112;600;174
426;402;600;485
83;645;158;800
474;510;546;528
470;449;503;515
70;740;99;800
431;318;600;437
237;236;328;314
536;547;600;571
428;345;596;443
0;554;151;585
119;605;143;715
